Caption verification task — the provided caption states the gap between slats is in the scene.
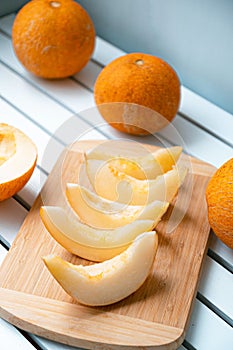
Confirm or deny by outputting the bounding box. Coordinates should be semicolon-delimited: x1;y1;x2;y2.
196;292;233;328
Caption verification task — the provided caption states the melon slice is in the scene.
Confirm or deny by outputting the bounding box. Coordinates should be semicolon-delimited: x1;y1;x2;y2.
86;159;187;205
86;145;182;179
66;183;169;229
40;206;154;261
43;231;158;306
0;123;37;201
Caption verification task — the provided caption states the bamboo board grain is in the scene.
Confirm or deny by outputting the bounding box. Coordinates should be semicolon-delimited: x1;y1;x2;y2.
0;140;216;350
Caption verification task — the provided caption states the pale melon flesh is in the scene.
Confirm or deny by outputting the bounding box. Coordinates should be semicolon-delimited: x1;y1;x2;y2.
66;183;169;229
40;205;155;261
86;159;187;205
43;231;158;306
86;144;182;179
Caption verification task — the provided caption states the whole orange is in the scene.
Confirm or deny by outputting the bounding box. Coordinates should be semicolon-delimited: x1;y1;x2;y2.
206;158;233;249
12;0;95;79
94;53;180;135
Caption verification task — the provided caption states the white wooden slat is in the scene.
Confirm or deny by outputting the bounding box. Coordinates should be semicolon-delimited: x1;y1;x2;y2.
0;244;8;265
186;300;233;350
0;43;106;144
0;33;107;142
30;335;84;350
0;318;37;350
0;14;101;107
78;128;107;142
159;117;233;168
89;119;233;169
93;37;125;65
0;63;97;146
0;67;81;139
75;60;100;90
0;65;70;132
180;86;233;146
0;65;106;144
209;233;233;268
0;247;37;350
198;256;233;320
0;32;118;142
0;33;95;114
0;28;121;131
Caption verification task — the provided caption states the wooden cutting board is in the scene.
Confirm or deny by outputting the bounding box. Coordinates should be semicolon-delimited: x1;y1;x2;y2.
0;140;216;350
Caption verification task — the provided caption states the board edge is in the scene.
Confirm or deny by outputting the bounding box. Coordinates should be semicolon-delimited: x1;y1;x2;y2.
0;288;185;350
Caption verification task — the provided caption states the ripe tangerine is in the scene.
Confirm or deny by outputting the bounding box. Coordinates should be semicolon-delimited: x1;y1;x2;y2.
94;53;181;135
12;0;95;79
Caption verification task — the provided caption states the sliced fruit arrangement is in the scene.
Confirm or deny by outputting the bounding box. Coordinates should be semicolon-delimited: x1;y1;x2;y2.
66;183;169;229
40;206;156;261
0;123;37;201
41;143;187;306
86;145;182;180
43;231;158;306
85;158;187;205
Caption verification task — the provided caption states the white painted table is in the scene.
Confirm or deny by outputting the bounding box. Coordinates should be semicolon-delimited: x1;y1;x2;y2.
0;13;233;350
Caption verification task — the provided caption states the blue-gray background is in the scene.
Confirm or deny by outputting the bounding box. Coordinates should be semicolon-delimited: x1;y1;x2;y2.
1;0;232;114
